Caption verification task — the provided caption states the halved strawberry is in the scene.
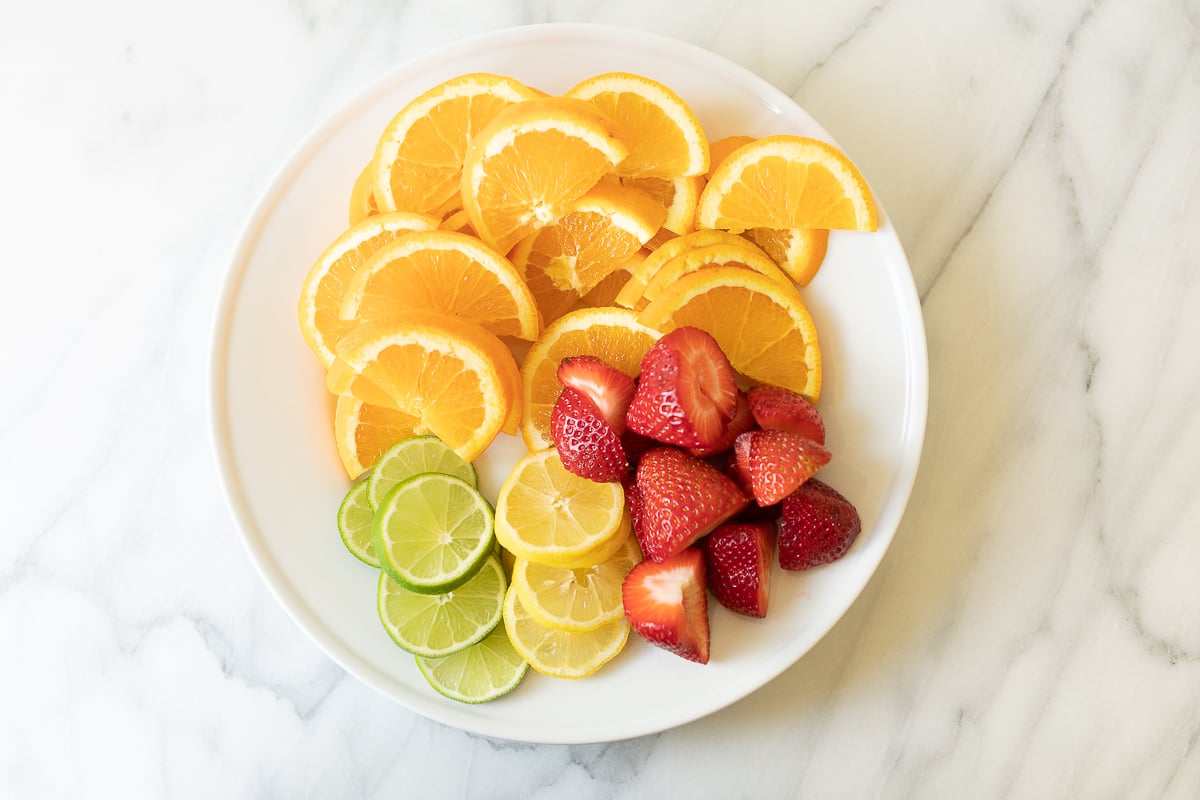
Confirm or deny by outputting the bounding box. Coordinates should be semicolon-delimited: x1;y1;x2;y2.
746;386;826;445
558;355;636;435
779;478;861;569
622;474;644;535
551;386;628;482
622;548;710;664
626;327;738;449
634;447;749;561
688;390;756;457
701;522;774;618
739;430;831;506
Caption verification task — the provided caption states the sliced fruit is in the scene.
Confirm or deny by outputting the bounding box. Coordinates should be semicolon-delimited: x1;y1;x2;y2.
367;434;477;511
614;228;761;309
566;71;708;178
439;208;475;235
503;584;630;679
333;395;419;480
638;266;822;402
688;390;756;458
298;211;440;368
743;227;829;287
520;307;660;451
326;313;520;462
377;554;506;658
727;432;755;495
779;478;862;569
493;449;626;567
349;162;380;226
620;175;704;235
373;73;543;216
741;429;831;507
338;230;540;342
461;96;628;254
634;447;749;562
578;255;641;308
415;626;529;704
638;240;792;308
697;135;878;232
551;387;628;482
373;473;494;593
622;548;710;664
512;529;641;632
337;479;379;568
706;135;755;181
557;355;635;435
700;522;773;618
746;385;826;444
626;327;738;450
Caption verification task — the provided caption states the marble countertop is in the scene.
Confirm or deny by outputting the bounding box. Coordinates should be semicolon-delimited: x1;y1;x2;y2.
4;0;1199;797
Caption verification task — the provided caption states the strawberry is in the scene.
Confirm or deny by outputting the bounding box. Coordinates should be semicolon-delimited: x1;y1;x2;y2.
701;522;774;618
621;429;656;466
622;475;644;535
778;478;861;569
550;386;628;482
726;432;754;494
622;548;710;664
634;447;749;561
739;430;831;506
626;326;738;449
746;385;826;445
688;390;756;457
557;355;636;435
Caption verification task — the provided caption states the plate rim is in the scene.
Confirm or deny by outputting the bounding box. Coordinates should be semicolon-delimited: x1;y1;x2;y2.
209;21;929;744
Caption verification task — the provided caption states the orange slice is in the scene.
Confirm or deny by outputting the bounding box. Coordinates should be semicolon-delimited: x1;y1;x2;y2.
520;307;660;450
697;135;877;232
638;267;821;401
298;212;441;369
614;228;764;309
439;209;475;235
706;135;755;181
619;175;704;236
566;72;708;178
639;241;793;307
333;395;418;479
348;163;380;226
461;97;628;254
743;227;830;287
326;312;521;461
372;73;543;217
338;229;540;341
580;251;644;308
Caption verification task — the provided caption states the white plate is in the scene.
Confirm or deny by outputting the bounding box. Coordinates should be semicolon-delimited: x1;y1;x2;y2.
210;23;927;744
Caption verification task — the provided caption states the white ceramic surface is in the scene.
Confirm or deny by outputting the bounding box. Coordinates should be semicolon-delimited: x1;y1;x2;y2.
211;24;927;743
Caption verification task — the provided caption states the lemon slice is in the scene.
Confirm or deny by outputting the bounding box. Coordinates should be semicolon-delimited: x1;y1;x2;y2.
494;450;625;567
512;522;640;632
377;555;505;658
502;584;629;679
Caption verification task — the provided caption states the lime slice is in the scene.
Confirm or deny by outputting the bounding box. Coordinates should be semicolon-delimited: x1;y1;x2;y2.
367;435;477;510
336;480;379;567
378;555;506;658
416;626;529;704
373;473;495;594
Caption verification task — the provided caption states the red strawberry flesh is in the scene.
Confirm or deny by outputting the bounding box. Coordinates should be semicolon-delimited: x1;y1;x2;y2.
740;430;831;506
558;355;636;435
634;447;749;561
622;548;710;664
701;522;774;618
747;385;826;445
550;386;628;482
778;478;861;570
689;390;756;457
626;326;738;449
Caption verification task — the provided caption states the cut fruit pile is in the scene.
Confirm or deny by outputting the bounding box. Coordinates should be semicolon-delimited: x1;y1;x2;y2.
302;69;881;703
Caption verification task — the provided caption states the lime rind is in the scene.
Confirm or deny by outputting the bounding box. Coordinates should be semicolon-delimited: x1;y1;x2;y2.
377;555;506;658
373;473;495;594
337;480;380;568
367;435;478;510
416;626;529;704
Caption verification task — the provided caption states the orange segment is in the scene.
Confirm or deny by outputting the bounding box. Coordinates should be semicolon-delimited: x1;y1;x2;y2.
580;251;644;308
298;212;441;368
697;135;877;232
339;229;540;341
614;229;765;309
638;267;821;401
348;162;380;226
566;72;708;178
639;241;793;307
743;227;830;287
333;395;418;479
439;209;475;235
706;135;755;181
520;307;660;450
326;312;521;461
461;97;629;254
372;73;543;216
620;175;703;236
